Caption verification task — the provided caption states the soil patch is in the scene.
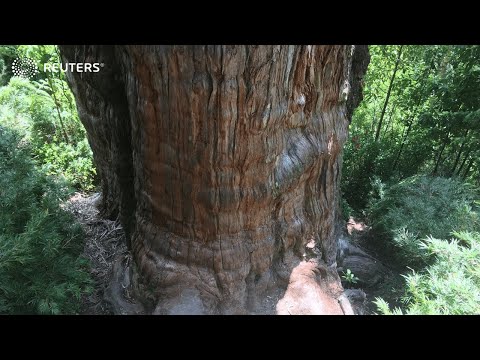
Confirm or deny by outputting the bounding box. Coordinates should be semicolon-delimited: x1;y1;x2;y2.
65;192;127;315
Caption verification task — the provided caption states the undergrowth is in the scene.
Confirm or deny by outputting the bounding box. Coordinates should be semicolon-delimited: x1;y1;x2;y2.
0;127;92;314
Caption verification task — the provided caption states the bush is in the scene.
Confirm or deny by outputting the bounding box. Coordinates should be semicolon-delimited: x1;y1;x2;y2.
0;74;97;193
342;139;385;211
38;139;96;192
375;231;480;315
0;127;92;314
0;77;39;137
340;196;354;221
368;175;480;266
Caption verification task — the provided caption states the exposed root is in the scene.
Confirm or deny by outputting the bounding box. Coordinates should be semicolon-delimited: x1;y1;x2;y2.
67;192;355;315
276;256;350;315
104;252;146;315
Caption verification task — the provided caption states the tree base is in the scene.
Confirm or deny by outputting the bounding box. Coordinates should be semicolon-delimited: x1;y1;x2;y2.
105;249;354;315
104;252;147;315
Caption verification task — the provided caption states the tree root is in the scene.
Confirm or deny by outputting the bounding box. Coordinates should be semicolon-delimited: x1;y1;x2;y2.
104;249;356;315
104;252;146;315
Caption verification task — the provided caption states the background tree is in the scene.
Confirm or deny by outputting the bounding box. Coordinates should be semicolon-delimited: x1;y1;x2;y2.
342;45;480;213
60;45;369;314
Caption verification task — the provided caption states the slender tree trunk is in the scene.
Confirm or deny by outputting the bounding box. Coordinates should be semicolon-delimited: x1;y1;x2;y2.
60;45;369;315
370;107;377;136
456;149;472;176
392;63;432;173
47;75;70;144
375;45;403;142
392;118;412;172
450;129;469;175
433;137;449;175
382;102;397;137
463;157;475;180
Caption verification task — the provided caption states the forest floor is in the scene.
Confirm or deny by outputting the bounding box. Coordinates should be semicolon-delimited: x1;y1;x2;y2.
341;217;406;314
65;192;126;315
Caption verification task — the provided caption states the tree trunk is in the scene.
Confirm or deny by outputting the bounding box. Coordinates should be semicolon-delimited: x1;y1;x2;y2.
456;148;472;176
391;119;412;173
433;134;450;175
382;102;397;137
392;64;432;173
463;157;475;180
375;45;403;142
60;45;369;315
449;129;469;176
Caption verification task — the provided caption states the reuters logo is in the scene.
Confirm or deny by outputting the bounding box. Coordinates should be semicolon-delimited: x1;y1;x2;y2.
12;57;39;79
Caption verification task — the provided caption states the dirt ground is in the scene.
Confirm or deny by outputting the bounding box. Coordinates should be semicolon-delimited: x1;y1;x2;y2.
65;192;126;315
343;217;406;314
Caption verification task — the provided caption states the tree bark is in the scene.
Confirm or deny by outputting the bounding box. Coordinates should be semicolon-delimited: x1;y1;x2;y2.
60;45;369;314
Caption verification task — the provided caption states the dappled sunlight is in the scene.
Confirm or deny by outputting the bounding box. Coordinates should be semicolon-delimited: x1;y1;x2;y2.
347;217;370;235
276;257;346;315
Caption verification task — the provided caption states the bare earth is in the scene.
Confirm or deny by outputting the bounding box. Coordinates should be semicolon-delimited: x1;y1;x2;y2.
65;192;126;315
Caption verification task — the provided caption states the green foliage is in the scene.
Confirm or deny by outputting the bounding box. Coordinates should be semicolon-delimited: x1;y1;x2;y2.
376;232;480;315
0;45;18;86
368;175;480;266
343;45;480;315
0;45;96;192
38;139;96;191
343;45;480;212
341;269;359;285
0;127;92;314
0;77;39;131
373;297;403;315
340;196;354;221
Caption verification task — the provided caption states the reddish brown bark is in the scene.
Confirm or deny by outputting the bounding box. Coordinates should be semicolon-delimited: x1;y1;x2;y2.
60;45;369;314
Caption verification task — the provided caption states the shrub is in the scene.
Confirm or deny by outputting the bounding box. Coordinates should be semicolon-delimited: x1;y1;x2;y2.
0;76;97;192
0;77;38;137
341;134;419;212
342;139;384;211
375;231;480;315
0;127;92;314
340;196;354;221
38;139;96;192
368;175;480;266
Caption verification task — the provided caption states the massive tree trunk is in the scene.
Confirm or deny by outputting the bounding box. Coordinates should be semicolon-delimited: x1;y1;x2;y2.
60;45;369;315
